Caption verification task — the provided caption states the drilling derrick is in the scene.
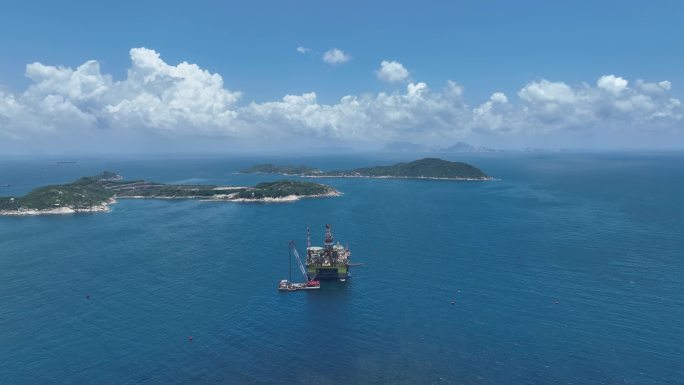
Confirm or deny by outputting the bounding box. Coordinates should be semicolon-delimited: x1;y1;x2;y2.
305;224;352;282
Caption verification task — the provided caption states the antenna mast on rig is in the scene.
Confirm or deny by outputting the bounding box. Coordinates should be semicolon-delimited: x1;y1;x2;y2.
324;224;334;252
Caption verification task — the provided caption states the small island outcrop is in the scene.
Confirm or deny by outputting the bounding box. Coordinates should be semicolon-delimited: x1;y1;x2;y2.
241;164;322;175
0;172;339;216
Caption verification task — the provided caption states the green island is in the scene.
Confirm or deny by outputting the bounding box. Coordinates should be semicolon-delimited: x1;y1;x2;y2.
241;164;322;175
0;172;339;216
242;158;492;180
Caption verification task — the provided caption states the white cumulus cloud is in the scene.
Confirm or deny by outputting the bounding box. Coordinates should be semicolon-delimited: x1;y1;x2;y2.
237;81;469;140
0;48;681;151
296;46;310;54
597;74;629;95
322;48;351;65
511;75;682;131
472;92;511;132
490;92;508;104
519;79;576;104
636;79;672;94
376;60;410;83
105;47;241;131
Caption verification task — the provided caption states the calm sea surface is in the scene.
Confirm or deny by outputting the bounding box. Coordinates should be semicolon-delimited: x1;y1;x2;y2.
1;152;683;385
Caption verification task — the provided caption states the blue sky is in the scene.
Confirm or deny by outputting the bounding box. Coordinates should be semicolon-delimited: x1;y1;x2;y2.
0;0;682;153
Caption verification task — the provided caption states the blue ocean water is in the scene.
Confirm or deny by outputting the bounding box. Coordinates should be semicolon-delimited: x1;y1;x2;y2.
1;152;683;385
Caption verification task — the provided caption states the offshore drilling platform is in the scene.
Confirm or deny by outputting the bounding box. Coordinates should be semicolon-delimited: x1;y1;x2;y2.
279;224;352;291
306;224;351;282
306;225;351;282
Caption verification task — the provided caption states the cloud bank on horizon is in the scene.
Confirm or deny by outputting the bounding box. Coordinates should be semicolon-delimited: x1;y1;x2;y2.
0;47;681;151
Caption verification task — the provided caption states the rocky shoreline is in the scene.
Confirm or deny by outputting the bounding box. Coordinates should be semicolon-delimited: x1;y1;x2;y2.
0;190;343;216
0;198;117;216
226;189;342;202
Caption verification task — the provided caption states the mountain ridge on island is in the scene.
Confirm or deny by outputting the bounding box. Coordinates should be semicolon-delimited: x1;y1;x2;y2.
242;158;492;180
0;172;339;216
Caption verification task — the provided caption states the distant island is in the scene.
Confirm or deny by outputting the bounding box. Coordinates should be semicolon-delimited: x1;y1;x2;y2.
242;158;492;180
440;142;499;153
242;164;323;175
383;141;500;153
0;172;339;216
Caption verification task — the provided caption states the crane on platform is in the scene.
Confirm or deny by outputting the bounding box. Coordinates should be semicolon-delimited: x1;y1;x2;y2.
278;241;320;291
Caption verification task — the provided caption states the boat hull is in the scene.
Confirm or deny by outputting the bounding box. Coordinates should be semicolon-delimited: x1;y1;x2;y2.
278;280;320;291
